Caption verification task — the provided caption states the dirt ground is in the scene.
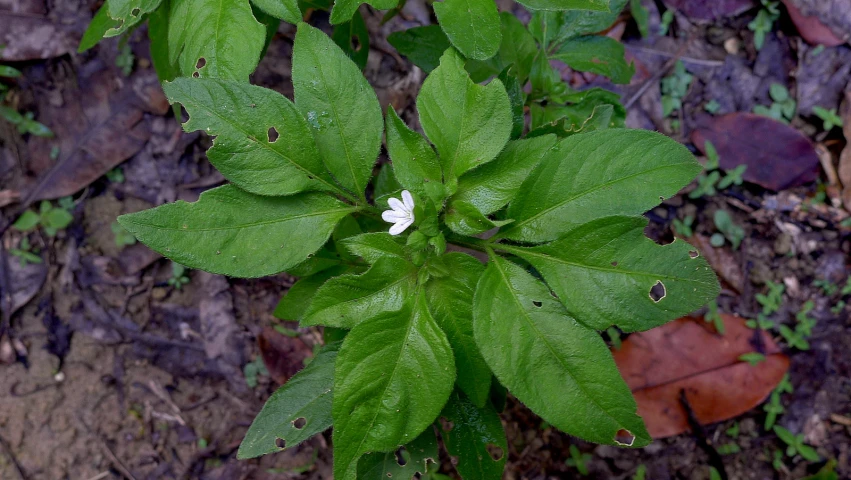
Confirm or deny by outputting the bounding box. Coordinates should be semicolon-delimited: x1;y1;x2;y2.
1;0;851;479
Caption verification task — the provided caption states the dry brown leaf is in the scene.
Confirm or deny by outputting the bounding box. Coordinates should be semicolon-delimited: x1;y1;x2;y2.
688;235;745;292
258;327;313;384
839;90;851;211
781;0;845;47
781;0;851;46
613;315;789;439
0;2;83;61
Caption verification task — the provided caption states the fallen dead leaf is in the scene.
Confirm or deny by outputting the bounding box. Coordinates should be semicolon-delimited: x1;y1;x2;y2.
0;1;85;61
0;189;19;208
613;315;790;439
839;90;851;211
781;0;845;46
781;0;851;46
258;327;313;384
687;235;745;293
8;253;48;315
662;0;755;21
692;113;821;191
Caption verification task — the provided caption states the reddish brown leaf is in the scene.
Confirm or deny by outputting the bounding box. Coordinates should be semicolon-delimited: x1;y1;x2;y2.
662;0;755;21
692;113;821;191
688;235;745;293
839;90;851;211
613;315;789;439
781;0;850;46
781;0;845;47
258;327;313;384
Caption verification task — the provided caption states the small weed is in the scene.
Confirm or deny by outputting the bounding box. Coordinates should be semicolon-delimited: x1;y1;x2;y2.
633;464;647;480
753;83;795;123
709;466;723;480
105;167;125;183
168;262;191;289
112;221;137;247
717;443;741;455
812;106;843;131
756;280;785;315
116;44;135;76
689;171;720;199
771;449;785;471
13;200;74;236
748;0;780;50
773;426;820;462
704;99;721;114
746;313;774;330
814;279;838;296
704;299;725;334
672;215;694;237
718;165;747;189
244;356;269;388
661;61;692;117
725;422;740;438
712;209;745;249
0;105;53;137
764;391;784;430
659;9;674;35
10;237;42;266
738;352;765;366
566;444;592;475
842;277;851;296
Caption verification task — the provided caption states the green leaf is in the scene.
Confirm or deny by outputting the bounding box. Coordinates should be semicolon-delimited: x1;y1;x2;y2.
168;0;266;81
451;135;557;216
444;201;512;236
293;22;383;200
499;69;525;139
332;10;370;70
332;294;455;480
105;0;163;37
79;3;121;52
252;0;301;24
330;0;398;24
501;129;701;243
12;211;40;231
274;266;351;320
528;103;615;138
556;0;627;41
301;256;418;328
387;26;451;74
473;255;650;446
44;208;74;230
503;216;719;332
237;342;340;459
385;108;443;201
425;253;491;406
148;0;180;83
439;391;507;480
163;78;343;197
417;49;512;186
552;36;634;84
340;232;407;264
357;428;438;479
630;0;649;37
0;66;21;78
516;0;608;11
434;0;501;61
117;185;355;278
498;13;537;84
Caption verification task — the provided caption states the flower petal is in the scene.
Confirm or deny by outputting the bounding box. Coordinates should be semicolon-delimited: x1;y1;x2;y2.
387;197;406;212
388;218;414;235
382;210;408;223
401;190;415;211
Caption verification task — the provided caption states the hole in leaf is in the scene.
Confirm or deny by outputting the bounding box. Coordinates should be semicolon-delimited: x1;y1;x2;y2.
351;36;362;52
649;281;666;303
486;444;504;461
196;57;206;69
615;429;635;446
131;7;140;16
275;437;286;449
292;417;306;429
438;416;454;432
267;126;279;143
394;446;410;466
611;261;618;267
192;71;199;78
532;300;543;307
688;250;699;259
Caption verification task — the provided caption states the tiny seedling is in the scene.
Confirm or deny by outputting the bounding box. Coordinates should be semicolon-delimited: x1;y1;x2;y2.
565;444;592;475
812;106;843;131
244;356;269;388
168;262;190;289
753;83;795;123
689;171;721;199
9;237;42;266
842;277;851;296
672;215;694;237
659;9;674;36
704;299;725;334
830;300;846;315
764;391;784;430
116;44;135;76
0;65;22;78
661;61;693;117
718;165;747;189
725;421;740;438
709;467;723;480
746;313;774;330
0;105;54;137
704;141;720;170
738;352;765;366
633;464;647;480
13;200;74;237
748;0;780;51
773;426;820;462
630;0;649;38
606;327;622;350
813;279;838;296
112;220;137;247
756;281;785;315
704;99;721;114
779;324;809;350
105;167;125;183
716;443;741;455
712;209;745;249
771;448;785;471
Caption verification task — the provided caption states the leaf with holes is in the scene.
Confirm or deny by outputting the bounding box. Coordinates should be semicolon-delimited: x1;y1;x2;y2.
105;0;163;37
332;294;455;480
238;342;339;459
473;255;651;446
501;129;701;243
79;3;121;52
451;135;557;217
440;391;507;480
163;78;344;197
168;0;266;81
434;0;501;61
117;186;355;278
502;216;720;332
293;22;383;200
301;256;418;328
385;108;443;202
357;427;439;479
331;9;370;70
551;36;635;84
417;48;512;187
425;253;492;407
252;0;301;24
330;0;398;24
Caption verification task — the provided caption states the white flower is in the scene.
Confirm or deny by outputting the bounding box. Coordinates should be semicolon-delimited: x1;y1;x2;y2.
382;190;415;235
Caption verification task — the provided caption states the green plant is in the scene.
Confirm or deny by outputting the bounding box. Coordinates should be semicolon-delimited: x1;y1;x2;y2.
738;352;765;366
704;99;720;114
725;421;740;438
773;426;820;462
812;106;843;131
753;83;795;123
756;280;785;315
672;215;694;237
633;464;647;480
661;60;692;117
630;0;649;38
112;220;137;247
711;209;745;249
0;105;53;137
748;0;780;50
105;167;125;183
116;43;135;76
709;466;723;480
717;443;741;455
111;21;719;478
244;356;270;388
9;237;42;266
842;277;851;296
659;9;674;35
813;279;837;296
689;171;721;199
13;200;74;236
764;373;793;430
168;262;190;289
718;165;747;189
565;444;592;475
704;299;725;334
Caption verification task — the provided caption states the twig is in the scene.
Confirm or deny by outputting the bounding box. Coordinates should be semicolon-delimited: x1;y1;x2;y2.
78;420;138;480
0;432;28;480
624;33;698;111
626;45;725;67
